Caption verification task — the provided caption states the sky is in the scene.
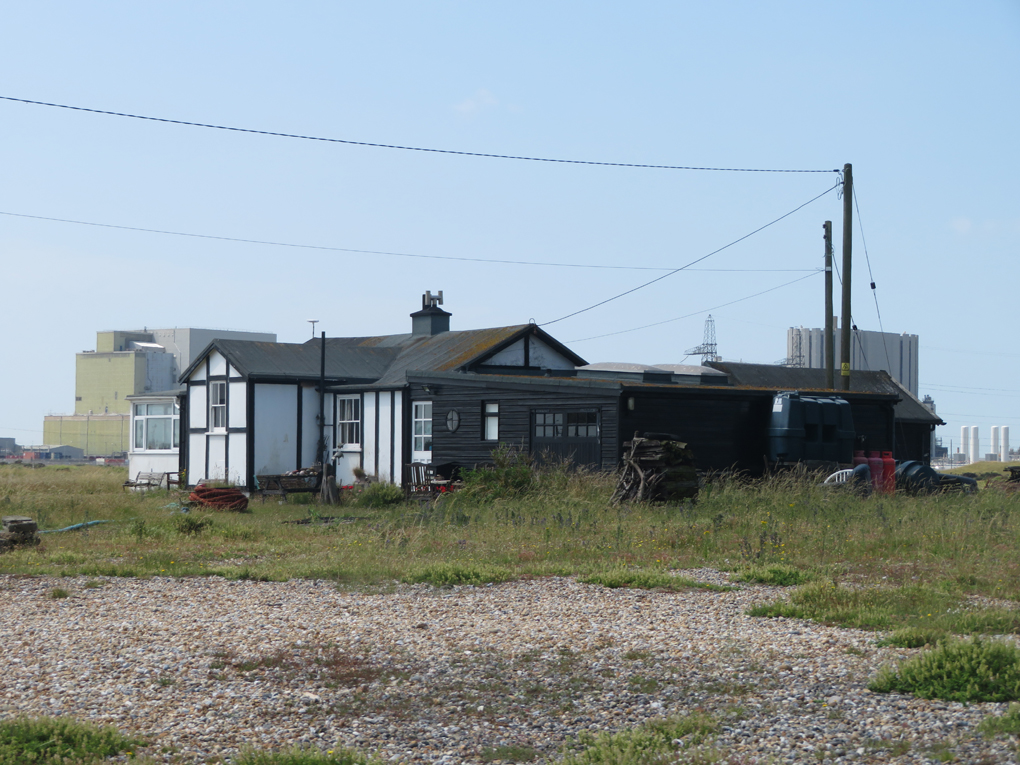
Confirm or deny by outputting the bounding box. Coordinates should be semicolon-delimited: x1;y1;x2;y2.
2;1;1018;458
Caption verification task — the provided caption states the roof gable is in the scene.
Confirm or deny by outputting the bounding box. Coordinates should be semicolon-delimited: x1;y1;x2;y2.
182;324;586;387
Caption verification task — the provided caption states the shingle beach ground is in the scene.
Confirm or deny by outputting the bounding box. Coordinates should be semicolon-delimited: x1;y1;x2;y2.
1;571;1016;764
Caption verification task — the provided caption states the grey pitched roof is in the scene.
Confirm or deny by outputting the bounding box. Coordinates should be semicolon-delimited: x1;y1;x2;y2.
707;362;943;425
181;325;586;387
180;340;396;382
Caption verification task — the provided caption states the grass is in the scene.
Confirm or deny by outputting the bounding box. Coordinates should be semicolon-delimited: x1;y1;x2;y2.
748;580;1020;639
579;568;734;592
0;715;145;764
2;462;1020;632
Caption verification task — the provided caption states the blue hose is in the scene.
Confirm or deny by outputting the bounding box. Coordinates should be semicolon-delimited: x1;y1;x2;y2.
39;520;112;534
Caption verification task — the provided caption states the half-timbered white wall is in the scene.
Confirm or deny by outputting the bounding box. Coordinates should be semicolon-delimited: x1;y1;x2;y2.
184;350;243;486
357;390;403;483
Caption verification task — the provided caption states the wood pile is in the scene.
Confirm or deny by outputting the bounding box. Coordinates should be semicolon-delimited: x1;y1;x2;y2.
1;516;40;552
612;433;699;504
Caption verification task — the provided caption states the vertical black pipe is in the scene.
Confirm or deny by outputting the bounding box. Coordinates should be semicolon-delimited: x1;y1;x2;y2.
318;330;326;466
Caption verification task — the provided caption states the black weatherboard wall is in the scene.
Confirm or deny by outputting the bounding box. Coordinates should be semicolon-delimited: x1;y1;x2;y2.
411;376;620;472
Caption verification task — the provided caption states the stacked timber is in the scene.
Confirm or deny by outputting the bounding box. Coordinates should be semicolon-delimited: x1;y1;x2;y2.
612;433;699;504
1;516;40;552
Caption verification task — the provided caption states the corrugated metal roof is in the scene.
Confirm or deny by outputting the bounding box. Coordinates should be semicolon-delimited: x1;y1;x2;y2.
708;362;943;424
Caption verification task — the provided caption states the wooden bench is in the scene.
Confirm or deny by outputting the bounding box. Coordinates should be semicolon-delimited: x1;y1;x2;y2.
404;463;451;503
123;471;167;491
254;472;322;499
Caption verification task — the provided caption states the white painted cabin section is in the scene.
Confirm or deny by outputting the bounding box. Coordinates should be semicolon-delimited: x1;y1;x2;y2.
253;383;297;477
229;382;247;428
485;337;575;369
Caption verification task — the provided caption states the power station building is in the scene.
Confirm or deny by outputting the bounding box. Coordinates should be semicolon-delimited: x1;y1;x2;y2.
44;327;275;457
786;326;919;396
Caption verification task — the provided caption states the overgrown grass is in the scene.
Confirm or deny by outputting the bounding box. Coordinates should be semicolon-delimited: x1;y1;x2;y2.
579;567;734;593
869;637;1020;702
234;745;383;764
3;463;1020;625
0;715;144;764
748;580;1020;638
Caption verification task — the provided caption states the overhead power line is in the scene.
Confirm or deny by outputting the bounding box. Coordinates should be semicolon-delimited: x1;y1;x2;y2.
541;181;840;326
0;96;840;174
0;210;820;273
568;271;821;343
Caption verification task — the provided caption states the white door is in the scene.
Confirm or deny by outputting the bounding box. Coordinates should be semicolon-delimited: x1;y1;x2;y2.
411;401;433;464
333;395;362;486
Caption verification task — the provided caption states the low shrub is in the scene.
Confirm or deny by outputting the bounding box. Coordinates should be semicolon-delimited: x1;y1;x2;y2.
560;712;718;764
351;482;404;508
234;744;383;765
0;715;144;764
733;564;812;587
171;514;213;536
580;568;733;592
877;626;947;649
978;703;1020;737
869;637;1020;702
401;561;513;586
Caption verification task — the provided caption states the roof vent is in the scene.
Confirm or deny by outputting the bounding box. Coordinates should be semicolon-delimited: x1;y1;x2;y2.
410;291;452;336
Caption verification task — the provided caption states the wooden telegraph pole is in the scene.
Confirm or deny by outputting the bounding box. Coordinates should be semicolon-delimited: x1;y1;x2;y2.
823;221;834;389
840;163;853;391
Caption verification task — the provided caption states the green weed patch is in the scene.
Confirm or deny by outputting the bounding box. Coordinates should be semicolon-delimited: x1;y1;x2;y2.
401;561;513;587
748;580;1020;636
869;637;1020;702
0;715;144;764
559;712;718;765
579;568;733;592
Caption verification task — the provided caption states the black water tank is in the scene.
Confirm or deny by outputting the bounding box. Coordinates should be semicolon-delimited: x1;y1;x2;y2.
768;392;855;464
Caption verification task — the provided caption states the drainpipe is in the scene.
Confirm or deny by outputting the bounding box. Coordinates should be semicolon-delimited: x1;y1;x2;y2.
318;331;326;466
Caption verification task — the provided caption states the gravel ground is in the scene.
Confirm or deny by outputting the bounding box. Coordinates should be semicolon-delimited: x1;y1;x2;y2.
1;571;1017;764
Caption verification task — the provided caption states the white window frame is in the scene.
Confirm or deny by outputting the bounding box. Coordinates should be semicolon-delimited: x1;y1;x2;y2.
209;381;227;431
412;401;433;463
483;402;499;441
132;401;180;452
336;395;362;448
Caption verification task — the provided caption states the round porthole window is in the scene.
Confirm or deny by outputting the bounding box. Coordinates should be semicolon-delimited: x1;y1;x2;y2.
446;409;461;433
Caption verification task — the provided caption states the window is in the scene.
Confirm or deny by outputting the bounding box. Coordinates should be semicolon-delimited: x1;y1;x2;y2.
534;411;599;439
209;382;227;429
535;412;563;439
412;401;432;455
483;402;499;441
337;396;361;446
133;401;180;451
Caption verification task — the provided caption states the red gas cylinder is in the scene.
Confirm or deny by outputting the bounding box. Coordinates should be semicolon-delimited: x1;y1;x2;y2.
867;451;884;492
853;450;868;469
881;451;896;494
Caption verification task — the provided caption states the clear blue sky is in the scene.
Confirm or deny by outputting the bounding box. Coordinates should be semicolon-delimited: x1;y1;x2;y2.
2;1;1018;456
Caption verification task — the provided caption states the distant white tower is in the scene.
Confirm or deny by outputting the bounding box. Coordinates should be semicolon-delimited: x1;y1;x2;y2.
992;426;1001;461
961;426;970;464
971;426;980;464
1001;426;1010;463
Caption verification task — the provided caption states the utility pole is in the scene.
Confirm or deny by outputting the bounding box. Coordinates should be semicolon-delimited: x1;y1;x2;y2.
840;163;853;391
823;221;834;389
